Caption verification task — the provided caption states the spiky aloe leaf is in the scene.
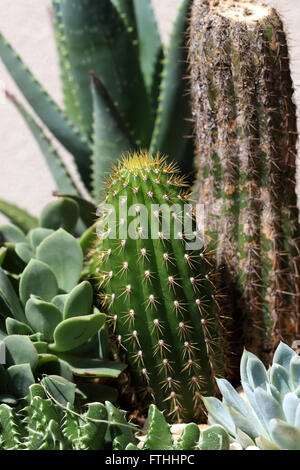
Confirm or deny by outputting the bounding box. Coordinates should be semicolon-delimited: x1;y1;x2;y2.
133;0;164;107
91;74;135;202
0;33;91;190
51;0;83;131
59;0;153;146
6;92;80;196
110;0;137;34
150;0;194;175
0;199;37;233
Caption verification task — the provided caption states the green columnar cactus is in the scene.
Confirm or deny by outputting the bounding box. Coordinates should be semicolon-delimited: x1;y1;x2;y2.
189;0;300;361
93;152;227;423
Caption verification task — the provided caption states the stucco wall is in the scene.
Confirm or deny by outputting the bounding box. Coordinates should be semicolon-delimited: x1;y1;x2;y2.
0;0;299;223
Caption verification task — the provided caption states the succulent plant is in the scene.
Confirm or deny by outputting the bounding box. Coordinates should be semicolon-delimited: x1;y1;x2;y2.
0;208;126;403
0;382;137;450
203;342;300;450
92;151;231;423
0;0;194;231
189;0;300;361
0;382;231;450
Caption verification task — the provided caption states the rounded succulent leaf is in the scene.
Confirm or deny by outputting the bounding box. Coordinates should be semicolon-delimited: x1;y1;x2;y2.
5;317;33;336
25;296;62;342
0;224;27;244
6;363;35;398
39;198;80;234
3;335;38;370
19;259;59;305
50;312;105;352
27;228;54;250
15;242;35;264
63;281;93;319
37;229;83;292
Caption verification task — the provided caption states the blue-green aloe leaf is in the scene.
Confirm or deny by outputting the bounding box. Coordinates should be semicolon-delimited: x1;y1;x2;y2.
91;74;134;202
19;259;59;305
0;34;91;189
59;0;153;146
6;92;80;196
0;199;38;233
37;229;83;292
133;0;163;106
150;0;194;174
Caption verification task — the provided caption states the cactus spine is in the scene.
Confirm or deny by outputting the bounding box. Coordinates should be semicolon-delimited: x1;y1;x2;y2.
94;152;226;422
189;0;300;361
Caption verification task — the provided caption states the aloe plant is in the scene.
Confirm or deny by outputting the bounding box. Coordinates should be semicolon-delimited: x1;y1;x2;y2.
0;0;194;232
0;203;126;403
203;342;300;450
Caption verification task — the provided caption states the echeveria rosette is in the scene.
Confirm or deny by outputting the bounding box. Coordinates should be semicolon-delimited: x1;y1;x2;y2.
203;342;300;450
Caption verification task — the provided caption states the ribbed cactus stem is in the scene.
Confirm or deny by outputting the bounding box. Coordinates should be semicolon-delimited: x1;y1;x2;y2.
94;152;225;422
189;0;300;361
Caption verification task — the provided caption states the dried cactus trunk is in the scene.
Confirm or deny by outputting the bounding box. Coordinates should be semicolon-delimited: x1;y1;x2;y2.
189;0;300;361
94;152;227;422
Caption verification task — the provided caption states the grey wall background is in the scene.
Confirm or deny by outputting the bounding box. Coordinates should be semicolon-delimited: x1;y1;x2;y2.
0;0;300;224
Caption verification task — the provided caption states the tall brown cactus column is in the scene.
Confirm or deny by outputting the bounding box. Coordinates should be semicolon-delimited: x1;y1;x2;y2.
189;0;300;362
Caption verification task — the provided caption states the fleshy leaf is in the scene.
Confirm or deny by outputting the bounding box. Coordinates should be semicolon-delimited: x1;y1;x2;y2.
6;363;35;398
27;228;54;250
3;335;38;370
41;375;76;407
25;296;62;342
39;198;80;233
0;267;26;322
198;425;230;450
0;224;27;244
0;199;38;232
19;259;59;306
50;312;105;352
37;229;83;292
63;281;93;319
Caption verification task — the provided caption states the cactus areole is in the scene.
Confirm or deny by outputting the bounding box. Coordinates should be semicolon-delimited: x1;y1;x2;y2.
93;152;227;422
189;0;300;361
